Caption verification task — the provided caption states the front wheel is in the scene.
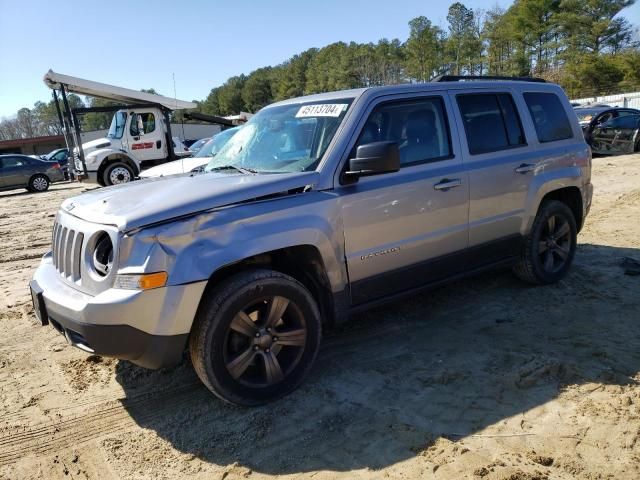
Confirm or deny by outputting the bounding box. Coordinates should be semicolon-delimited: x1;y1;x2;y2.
513;200;577;284
189;269;322;406
103;162;134;186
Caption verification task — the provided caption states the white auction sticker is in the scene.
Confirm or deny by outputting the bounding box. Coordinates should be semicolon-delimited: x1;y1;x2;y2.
295;104;348;118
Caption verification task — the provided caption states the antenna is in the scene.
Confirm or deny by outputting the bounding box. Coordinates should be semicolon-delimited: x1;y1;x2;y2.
173;72;187;172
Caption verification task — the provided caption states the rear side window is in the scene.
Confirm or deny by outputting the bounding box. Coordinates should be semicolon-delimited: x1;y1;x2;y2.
0;156;26;168
523;92;573;143
457;93;525;155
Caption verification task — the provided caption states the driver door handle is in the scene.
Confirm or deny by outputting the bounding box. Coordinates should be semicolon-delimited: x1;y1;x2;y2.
515;163;536;174
433;178;462;191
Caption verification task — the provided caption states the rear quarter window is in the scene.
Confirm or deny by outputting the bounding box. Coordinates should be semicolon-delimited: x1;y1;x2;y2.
523;92;573;143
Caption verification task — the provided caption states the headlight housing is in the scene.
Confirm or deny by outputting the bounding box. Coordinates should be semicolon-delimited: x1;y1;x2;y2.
92;232;113;277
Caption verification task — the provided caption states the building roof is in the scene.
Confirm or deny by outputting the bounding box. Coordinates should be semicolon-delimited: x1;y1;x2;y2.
0;134;64;148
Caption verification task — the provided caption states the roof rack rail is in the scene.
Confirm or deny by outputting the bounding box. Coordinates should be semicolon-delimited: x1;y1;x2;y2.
431;75;546;83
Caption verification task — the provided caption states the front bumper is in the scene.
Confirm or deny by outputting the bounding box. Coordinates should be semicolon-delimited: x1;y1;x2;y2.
31;253;206;369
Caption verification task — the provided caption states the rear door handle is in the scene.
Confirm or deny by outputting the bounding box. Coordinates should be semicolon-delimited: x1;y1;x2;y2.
515;163;536;174
433;178;462;191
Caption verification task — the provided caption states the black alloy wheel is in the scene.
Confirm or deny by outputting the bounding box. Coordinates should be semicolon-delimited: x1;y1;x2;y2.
224;295;308;388
537;214;572;275
190;269;322;406
514;200;577;284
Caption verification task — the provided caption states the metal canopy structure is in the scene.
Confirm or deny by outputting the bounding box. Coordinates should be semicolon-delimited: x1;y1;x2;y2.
43;70;197;110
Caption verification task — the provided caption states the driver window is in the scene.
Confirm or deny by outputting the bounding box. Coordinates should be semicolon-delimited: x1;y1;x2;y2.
353;97;452;167
130;112;155;136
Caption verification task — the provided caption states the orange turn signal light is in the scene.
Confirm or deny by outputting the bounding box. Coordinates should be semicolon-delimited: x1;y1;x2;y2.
138;272;168;290
114;272;168;290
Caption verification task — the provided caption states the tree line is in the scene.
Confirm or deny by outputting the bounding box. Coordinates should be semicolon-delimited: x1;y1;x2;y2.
1;0;638;141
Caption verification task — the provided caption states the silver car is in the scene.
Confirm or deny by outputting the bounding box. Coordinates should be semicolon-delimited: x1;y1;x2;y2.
30;77;592;406
0;154;65;192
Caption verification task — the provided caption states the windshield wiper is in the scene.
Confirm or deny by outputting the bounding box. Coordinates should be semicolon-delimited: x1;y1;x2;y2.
208;165;258;175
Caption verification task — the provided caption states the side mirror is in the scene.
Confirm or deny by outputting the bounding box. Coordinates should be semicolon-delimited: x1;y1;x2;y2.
345;141;400;180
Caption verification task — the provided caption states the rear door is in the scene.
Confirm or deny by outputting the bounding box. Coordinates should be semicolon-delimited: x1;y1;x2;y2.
0;156;30;188
451;89;533;263
0;157;6;187
453;89;578;264
339;92;470;304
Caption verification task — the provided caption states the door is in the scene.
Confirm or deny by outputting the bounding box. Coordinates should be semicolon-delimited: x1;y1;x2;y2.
454;90;575;266
452;91;534;261
339;93;470;305
127;110;165;164
593;115;640;154
0;156;30;188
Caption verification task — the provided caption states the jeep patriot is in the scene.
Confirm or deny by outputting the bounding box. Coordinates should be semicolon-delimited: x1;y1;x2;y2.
30;77;593;405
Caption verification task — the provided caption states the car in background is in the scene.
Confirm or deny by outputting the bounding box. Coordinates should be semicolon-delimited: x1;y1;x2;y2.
187;137;210;155
172;137;191;158
589;114;640;155
0;154;65;192
42;148;72;179
574;105;613;129
575;106;640;143
140;127;240;178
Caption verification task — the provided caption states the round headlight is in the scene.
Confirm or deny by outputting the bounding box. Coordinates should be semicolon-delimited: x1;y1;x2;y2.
92;232;113;277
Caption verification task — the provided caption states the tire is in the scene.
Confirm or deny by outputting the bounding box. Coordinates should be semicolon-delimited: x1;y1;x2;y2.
28;174;50;192
103;162;134;186
189;269;322;406
513;200;577;285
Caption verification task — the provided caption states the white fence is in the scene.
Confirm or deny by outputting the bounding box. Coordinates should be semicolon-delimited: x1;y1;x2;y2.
571;91;640;109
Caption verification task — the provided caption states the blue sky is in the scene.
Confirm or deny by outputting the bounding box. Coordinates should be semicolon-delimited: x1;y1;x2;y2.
0;0;638;119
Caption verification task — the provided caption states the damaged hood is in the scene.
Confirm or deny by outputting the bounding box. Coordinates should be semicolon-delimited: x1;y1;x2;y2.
61;170;321;231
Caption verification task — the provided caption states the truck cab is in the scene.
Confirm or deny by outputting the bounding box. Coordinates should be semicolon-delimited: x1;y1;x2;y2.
77;107;171;185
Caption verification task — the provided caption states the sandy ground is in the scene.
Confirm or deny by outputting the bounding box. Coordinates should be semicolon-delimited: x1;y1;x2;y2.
0;155;639;480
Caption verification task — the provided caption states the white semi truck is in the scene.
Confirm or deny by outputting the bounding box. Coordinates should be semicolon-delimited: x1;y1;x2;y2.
44;70;197;186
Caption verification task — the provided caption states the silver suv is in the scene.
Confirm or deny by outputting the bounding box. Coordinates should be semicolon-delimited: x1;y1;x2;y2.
30;77;593;406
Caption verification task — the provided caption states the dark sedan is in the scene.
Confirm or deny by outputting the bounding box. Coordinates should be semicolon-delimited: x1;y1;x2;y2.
0;154;65;192
576;107;640;144
590;114;640;155
42;148;72;180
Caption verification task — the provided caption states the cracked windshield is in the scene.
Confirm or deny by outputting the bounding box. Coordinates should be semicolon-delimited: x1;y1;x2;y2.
205;101;352;173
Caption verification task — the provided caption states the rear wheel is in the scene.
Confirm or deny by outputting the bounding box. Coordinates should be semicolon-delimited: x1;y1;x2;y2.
28;174;50;192
103;162;134;186
513;200;577;284
189;269;322;406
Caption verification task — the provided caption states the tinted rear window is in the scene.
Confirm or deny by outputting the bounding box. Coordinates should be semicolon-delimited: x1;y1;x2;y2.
457;93;526;155
524;92;573;143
